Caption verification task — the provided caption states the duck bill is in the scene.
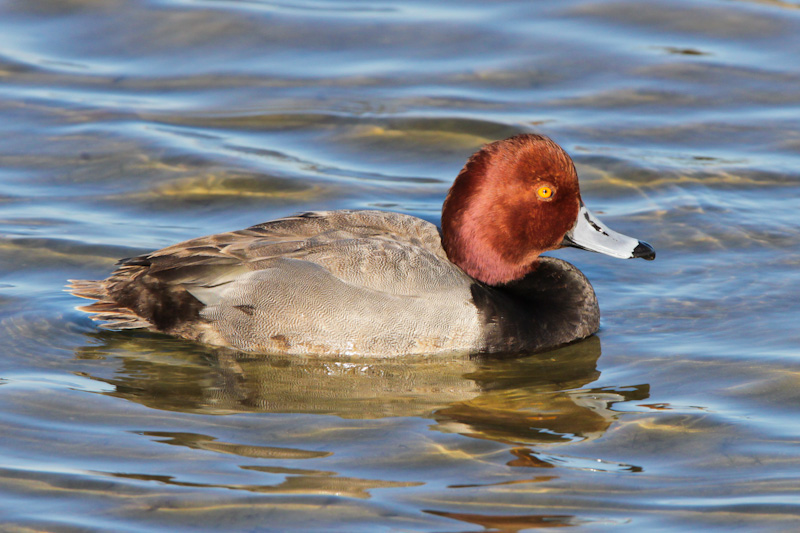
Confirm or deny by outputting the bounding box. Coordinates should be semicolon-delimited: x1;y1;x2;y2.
562;203;655;260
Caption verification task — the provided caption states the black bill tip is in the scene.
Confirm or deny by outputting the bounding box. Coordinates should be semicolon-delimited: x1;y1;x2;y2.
632;241;656;261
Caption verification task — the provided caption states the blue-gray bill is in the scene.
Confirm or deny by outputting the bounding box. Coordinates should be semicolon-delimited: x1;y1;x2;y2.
562;203;656;260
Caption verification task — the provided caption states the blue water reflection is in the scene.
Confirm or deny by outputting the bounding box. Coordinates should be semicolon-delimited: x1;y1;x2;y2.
1;0;799;530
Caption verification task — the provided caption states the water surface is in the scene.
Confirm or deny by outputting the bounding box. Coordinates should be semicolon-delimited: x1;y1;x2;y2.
1;0;800;531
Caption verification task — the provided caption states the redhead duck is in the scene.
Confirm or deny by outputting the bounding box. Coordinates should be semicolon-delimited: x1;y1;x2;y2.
70;134;654;357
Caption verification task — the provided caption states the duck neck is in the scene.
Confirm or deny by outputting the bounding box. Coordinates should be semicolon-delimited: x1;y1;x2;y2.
470;257;600;354
441;181;540;285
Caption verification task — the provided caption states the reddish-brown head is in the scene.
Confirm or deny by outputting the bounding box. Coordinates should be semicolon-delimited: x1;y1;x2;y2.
441;134;582;285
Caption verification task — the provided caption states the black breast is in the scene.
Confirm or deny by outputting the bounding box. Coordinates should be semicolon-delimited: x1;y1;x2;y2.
470;256;600;354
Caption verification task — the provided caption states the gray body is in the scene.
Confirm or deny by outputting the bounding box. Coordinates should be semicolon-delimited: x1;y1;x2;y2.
70;210;599;357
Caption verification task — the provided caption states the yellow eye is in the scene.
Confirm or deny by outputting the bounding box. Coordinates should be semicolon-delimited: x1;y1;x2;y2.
537;186;553;199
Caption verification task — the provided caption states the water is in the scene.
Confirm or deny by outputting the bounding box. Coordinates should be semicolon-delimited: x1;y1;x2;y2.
1;0;799;530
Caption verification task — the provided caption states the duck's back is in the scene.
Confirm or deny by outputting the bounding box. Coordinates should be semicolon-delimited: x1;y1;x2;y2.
70;210;484;356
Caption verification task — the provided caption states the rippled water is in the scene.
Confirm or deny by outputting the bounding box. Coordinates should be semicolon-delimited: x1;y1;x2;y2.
1;0;800;530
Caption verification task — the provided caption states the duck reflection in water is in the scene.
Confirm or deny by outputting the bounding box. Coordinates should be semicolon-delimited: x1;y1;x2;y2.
76;333;649;474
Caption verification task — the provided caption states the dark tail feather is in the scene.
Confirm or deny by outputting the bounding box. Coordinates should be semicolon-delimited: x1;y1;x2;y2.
67;279;152;330
67;279;107;300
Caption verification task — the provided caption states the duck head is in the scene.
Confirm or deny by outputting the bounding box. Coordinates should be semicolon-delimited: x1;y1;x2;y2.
441;134;655;286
